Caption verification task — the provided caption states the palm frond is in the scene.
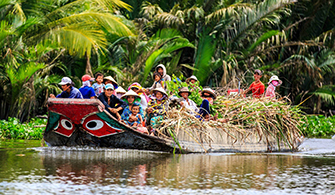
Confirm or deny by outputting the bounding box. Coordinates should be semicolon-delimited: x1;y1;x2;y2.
311;85;335;105
227;0;295;48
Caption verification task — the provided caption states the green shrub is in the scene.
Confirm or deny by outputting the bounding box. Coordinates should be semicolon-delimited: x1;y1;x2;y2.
0;117;46;140
300;115;335;138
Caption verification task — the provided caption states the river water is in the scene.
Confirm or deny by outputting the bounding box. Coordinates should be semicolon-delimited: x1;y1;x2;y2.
1;139;335;194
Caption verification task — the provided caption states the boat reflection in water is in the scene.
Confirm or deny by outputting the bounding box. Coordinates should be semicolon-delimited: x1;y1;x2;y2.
37;147;328;192
39;147;171;186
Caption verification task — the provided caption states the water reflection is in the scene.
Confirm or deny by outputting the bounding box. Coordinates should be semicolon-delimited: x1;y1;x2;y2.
0;140;335;194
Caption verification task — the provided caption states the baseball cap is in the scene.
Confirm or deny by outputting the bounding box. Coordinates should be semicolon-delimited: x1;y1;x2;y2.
82;75;95;82
58;77;72;85
105;84;114;90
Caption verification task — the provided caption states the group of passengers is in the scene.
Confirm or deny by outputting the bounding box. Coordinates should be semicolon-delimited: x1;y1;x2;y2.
50;64;282;135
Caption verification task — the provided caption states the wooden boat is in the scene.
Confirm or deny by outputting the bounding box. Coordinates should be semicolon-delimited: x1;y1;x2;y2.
44;99;301;153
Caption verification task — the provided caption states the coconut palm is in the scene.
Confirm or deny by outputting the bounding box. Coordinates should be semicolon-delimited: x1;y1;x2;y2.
0;0;135;121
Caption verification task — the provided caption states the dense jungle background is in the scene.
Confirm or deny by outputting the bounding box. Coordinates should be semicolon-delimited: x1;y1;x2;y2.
1;0;335;122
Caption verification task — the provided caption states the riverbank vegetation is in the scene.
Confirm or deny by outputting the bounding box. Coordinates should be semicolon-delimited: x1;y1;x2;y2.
0;117;46;140
1;0;335;123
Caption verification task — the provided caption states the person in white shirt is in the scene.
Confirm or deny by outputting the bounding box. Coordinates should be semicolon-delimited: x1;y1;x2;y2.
178;87;199;114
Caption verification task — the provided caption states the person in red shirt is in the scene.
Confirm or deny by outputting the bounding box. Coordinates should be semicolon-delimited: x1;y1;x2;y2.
243;69;265;98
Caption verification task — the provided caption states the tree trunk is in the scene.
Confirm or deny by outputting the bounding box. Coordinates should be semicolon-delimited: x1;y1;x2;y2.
85;52;93;76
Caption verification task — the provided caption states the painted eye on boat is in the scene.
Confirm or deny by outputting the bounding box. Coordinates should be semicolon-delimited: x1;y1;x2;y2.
61;119;73;130
53;122;59;130
85;120;104;130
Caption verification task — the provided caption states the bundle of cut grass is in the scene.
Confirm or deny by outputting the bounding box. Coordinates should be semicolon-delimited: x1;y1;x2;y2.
157;96;305;152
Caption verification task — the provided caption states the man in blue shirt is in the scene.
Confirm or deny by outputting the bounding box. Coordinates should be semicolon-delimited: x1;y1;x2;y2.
49;77;83;99
79;75;96;99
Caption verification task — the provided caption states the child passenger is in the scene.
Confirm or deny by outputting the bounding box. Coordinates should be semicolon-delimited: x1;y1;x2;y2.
123;104;143;127
149;72;164;91
92;73;104;96
265;75;282;99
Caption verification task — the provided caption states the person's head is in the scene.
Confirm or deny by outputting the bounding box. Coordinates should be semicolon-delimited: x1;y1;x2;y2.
178;87;191;99
153;72;162;82
59;77;72;92
157;67;163;76
131;105;140;115
201;88;216;100
268;75;281;87
103;76;118;89
104;84;114;97
95;73;104;84
121;90;141;104
128;82;143;95
186;75;198;84
254;69;262;82
127;96;136;104
153;88;167;100
155;91;163;99
130;86;139;93
82;75;94;87
190;79;197;84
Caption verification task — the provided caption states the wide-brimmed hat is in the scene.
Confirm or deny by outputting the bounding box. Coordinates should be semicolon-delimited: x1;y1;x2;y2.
268;75;280;83
82;75;94;82
178;87;191;97
104;76;118;84
104;76;118;89
105;84;114;90
152;87;168;96
185;75;198;83
201;88;216;99
254;69;263;75
58;77;72;85
121;90;141;100
115;86;126;94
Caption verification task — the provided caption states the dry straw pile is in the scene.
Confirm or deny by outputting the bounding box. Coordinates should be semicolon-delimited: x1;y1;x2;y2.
157;96;305;151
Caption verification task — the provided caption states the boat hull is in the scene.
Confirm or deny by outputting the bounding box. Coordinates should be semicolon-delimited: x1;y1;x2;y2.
43;99;176;153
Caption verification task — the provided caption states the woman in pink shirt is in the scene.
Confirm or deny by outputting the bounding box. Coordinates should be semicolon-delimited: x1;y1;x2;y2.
265;75;282;99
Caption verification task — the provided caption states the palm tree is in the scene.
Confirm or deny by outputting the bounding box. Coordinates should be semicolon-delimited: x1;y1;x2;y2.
0;0;135;121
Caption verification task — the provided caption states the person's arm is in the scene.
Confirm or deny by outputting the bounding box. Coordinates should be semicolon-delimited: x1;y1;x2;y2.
138;115;143;124
112;95;127;111
243;83;253;95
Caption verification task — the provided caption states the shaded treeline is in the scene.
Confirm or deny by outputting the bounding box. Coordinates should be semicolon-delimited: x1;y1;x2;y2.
1;0;335;122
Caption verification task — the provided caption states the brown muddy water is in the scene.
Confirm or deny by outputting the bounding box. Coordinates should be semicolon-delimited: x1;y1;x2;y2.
0;139;335;194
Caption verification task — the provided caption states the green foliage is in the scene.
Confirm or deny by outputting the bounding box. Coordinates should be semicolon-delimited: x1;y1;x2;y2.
300;115;335;138
0;117;46;140
166;75;203;105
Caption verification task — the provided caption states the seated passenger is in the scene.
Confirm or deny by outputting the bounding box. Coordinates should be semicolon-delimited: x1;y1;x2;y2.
265;75;282;99
121;90;148;134
243;69;265;98
79;75;96;99
156;64;171;82
49;77;83;99
197;88;216;120
178;87;199;114
146;88;169;134
98;84;126;120
92;73;104;96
